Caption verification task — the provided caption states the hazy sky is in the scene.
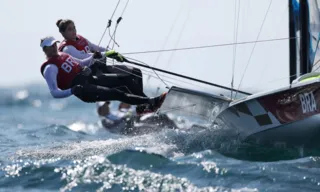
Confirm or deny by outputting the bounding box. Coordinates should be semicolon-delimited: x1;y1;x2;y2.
0;0;290;94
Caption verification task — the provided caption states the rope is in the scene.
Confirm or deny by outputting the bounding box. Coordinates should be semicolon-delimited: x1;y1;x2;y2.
122;37;297;55
107;0;130;49
145;0;186;85
97;0;121;47
125;57;170;88
99;59;233;96
231;0;241;100
235;0;273;98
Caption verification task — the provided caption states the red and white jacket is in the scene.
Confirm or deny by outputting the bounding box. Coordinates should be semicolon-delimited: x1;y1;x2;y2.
59;34;107;59
58;34;90;53
40;52;93;98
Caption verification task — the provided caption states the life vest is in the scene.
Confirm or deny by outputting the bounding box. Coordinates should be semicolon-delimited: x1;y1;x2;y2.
58;34;90;53
40;53;82;90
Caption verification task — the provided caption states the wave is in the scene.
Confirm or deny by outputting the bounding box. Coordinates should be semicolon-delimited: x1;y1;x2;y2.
1;150;261;192
11;121;320;163
13;133;176;161
3;148;320;192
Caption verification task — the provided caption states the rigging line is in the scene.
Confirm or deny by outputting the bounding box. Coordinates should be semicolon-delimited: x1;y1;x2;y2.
125;56;170;88
103;62;213;93
110;19;120;49
312;60;320;71
104;59;186;82
102;60;174;89
137;66;224;91
112;0;130;49
140;70;211;91
108;26;116;49
231;0;241;100
105;59;242;97
110;0;122;21
120;0;130;16
102;60;171;88
234;72;305;96
231;0;237;100
164;4;191;70
123;57;251;95
146;0;186;84
103;59;252;99
104;60;174;83
102;60;231;95
108;0;130;49
122;36;297;55
311;39;320;69
153;0;185;67
98;0;121;47
255;4;289;87
235;0;273;98
103;61;197;92
313;58;320;67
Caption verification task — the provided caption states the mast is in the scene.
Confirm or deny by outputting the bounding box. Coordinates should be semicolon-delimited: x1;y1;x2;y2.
300;0;311;74
289;0;298;83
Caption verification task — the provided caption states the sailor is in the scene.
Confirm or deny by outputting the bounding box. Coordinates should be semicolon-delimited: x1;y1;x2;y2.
55;19;146;97
39;36;166;110
96;102;130;130
117;102;134;116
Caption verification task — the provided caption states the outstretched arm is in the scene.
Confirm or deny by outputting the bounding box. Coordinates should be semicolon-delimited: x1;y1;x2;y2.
87;39;107;52
72;55;95;68
43;64;73;98
62;45;93;60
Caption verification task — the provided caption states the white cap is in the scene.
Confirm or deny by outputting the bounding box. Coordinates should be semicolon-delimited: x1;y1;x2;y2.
40;36;60;48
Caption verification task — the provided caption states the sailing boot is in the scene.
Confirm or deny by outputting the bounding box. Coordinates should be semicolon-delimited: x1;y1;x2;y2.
136;92;167;116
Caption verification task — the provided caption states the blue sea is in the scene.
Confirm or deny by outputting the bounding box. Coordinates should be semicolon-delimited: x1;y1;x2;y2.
1;84;320;192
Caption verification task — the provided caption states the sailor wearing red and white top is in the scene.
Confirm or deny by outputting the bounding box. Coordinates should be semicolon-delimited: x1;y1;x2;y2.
39;36;165;109
55;19;147;98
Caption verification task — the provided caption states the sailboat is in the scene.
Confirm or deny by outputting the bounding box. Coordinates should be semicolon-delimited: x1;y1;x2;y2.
100;0;320;154
138;0;320;151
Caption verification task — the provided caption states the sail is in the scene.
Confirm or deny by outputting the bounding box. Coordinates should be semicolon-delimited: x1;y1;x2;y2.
309;0;320;72
115;1;295;93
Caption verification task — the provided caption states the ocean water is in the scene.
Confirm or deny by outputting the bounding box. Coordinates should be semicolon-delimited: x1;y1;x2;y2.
0;84;320;192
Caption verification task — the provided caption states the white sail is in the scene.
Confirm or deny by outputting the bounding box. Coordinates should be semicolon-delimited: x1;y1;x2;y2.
309;0;320;72
116;0;290;95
